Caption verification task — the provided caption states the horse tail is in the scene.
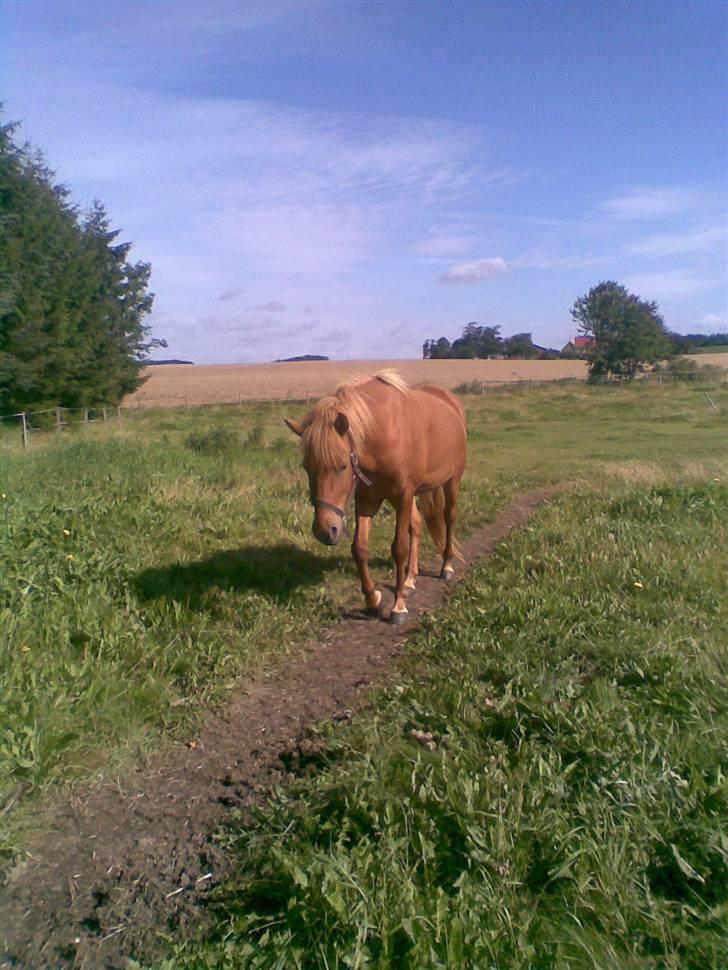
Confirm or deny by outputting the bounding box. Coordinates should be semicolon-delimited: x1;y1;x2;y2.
419;487;446;553
419;486;465;561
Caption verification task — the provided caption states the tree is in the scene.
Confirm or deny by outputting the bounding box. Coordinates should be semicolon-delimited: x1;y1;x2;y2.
450;323;502;359
570;281;672;381
504;332;537;359
423;336;451;359
0;119;160;413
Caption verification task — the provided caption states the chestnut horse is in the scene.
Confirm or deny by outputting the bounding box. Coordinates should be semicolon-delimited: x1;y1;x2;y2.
285;370;467;623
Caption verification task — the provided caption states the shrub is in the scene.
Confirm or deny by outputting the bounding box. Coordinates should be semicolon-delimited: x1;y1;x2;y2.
184;427;240;455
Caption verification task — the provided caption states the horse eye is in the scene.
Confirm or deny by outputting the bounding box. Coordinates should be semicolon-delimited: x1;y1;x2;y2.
338;465;348;473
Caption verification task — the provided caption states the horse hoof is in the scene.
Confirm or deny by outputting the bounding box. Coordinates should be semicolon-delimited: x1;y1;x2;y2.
389;610;409;625
365;605;381;618
404;584;416;598
440;567;455;582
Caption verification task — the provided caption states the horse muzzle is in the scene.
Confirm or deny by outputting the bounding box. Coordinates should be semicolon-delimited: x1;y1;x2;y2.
313;519;343;546
311;497;347;546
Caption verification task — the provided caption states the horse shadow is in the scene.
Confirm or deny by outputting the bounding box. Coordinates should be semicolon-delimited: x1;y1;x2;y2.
133;543;350;611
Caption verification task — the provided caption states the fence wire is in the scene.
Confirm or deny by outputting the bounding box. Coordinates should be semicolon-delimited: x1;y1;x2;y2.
1;369;724;451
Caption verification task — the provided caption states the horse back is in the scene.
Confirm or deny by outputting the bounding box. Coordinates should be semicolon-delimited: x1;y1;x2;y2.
414;384;466;429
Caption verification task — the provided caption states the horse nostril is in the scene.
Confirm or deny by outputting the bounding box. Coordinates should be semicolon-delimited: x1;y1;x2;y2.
330;524;339;542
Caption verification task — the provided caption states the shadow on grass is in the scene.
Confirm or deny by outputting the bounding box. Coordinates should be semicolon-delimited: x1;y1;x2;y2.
134;544;350;608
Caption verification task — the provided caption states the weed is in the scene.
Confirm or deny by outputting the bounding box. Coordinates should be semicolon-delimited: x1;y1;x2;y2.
184;427;240;455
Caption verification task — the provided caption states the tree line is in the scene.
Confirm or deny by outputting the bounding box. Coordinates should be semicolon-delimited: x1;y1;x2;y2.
424;291;726;381
0;119;161;415
423;325;560;361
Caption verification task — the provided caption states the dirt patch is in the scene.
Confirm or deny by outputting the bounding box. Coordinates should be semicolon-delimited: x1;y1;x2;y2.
0;488;558;969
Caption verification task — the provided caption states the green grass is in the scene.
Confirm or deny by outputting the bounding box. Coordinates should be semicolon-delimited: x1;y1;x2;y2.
1;382;727;865
162;478;728;969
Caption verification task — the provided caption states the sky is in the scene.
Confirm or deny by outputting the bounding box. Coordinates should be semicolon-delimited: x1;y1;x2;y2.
2;0;726;364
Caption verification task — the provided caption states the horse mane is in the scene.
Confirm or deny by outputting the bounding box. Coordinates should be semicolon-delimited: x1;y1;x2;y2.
301;370;409;471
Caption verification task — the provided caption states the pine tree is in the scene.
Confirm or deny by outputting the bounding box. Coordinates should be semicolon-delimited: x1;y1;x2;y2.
0;119;158;413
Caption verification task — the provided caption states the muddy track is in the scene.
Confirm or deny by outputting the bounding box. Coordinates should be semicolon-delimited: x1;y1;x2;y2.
0;487;558;969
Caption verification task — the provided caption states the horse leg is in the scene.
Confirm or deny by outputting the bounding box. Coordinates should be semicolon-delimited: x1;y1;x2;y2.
441;477;461;581
390;491;414;623
404;497;421;595
352;495;383;615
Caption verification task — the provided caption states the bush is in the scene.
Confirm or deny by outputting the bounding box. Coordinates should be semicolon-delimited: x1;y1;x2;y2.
654;358;725;383
245;424;265;447
184;427;240;455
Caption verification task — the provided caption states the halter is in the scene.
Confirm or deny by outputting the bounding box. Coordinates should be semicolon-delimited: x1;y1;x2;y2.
310;448;373;523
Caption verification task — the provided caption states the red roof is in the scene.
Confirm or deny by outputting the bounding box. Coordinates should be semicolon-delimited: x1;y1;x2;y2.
573;336;595;348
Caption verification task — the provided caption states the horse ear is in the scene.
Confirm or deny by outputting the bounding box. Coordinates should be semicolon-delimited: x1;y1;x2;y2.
334;412;349;437
284;417;304;437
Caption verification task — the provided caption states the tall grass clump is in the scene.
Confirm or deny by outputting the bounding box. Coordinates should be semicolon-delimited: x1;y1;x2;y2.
167;480;728;969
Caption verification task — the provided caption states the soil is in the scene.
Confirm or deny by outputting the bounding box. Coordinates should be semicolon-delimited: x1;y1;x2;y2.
0;487;558;969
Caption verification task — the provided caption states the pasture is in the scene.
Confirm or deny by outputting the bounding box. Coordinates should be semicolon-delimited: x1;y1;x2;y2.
1;379;727;966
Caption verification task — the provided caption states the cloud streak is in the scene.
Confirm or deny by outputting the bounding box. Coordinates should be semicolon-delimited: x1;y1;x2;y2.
439;257;508;284
601;186;697;221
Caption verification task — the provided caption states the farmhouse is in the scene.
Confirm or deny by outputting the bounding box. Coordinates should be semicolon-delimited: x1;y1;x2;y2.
561;335;595;357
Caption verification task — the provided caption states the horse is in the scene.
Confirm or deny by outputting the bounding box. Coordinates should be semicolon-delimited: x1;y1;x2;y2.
284;370;467;623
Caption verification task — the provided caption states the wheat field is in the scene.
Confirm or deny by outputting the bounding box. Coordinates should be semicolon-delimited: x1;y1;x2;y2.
123;358;590;408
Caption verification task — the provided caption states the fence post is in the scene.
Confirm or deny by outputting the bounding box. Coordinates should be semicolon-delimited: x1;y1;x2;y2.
56;406;63;436
83;407;89;424
117;406;122;425
102;407;108;423
20;412;28;448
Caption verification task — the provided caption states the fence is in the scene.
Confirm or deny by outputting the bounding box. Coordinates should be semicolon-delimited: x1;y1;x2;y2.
2;368;724;450
0;405;122;449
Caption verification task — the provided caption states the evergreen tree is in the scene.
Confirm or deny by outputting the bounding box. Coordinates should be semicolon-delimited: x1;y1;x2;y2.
0;120;159;413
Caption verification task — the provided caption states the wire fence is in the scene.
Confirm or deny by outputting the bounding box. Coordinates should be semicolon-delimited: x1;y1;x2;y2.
1;368;724;450
0;405;122;450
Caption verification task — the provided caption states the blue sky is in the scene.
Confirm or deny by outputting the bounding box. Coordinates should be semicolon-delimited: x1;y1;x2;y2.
2;0;726;363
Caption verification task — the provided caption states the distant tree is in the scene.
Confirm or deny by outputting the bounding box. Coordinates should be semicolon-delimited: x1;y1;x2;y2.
450;323;502;359
504;332;538;359
570;281;672;381
0;119;160;413
423;336;452;359
667;331;728;354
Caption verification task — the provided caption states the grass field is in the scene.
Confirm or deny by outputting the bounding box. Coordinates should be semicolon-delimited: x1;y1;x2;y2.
165;477;728;970
1;379;727;964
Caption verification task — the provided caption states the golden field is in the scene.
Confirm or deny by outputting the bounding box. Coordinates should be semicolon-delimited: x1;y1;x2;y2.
123;354;727;410
124;358;590;409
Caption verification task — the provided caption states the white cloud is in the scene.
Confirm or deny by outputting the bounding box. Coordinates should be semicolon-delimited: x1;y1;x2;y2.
601;186;697;221
510;249;610;270
623;270;715;301
624;226;726;258
699;313;728;329
439;257;508;284
414;234;475;258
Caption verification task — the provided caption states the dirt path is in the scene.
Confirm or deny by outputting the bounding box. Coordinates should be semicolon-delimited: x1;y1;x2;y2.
0;487;558;969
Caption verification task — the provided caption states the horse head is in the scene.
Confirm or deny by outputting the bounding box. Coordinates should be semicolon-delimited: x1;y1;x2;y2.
285;411;354;546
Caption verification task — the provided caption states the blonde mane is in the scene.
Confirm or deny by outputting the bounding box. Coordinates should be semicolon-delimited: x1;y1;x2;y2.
301;370;409;471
